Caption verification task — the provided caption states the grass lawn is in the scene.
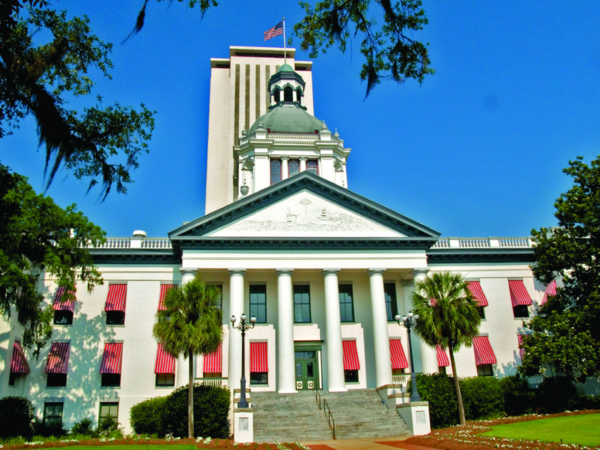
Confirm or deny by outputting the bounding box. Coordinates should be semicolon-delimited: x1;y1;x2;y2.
480;414;600;447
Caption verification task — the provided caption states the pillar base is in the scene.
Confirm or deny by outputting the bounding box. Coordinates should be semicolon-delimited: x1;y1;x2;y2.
233;408;254;443
277;389;298;394
397;401;431;436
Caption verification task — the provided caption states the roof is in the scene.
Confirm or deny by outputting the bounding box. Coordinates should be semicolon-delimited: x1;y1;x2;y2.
278;63;295;72
248;103;324;135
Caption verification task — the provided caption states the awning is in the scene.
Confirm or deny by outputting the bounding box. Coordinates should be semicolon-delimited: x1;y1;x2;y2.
436;345;450;367
467;281;488;307
100;343;123;374
11;342;30;374
158;284;177;311
155;344;175;374
203;343;222;373
52;287;75;312
105;284;127;312
389;339;409;369
250;342;268;373
45;342;70;374
542;280;557;305
342;340;360;371
509;280;532;306
517;335;526;359
473;336;497;365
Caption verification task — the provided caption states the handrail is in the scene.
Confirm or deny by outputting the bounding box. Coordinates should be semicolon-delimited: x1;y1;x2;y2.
322;398;336;439
314;387;321;410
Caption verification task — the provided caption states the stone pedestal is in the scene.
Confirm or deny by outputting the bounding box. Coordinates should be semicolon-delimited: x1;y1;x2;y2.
233;407;254;443
397;401;431;436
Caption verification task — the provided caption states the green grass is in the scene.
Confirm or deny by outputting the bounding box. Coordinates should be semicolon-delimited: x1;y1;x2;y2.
480;414;600;447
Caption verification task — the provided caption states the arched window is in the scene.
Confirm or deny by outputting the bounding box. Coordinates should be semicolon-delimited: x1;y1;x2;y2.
284;86;293;103
270;159;282;185
307;160;318;175
296;88;303;104
273;87;281;103
288;160;300;177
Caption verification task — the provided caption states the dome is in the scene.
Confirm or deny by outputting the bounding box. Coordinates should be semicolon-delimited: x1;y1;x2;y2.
277;63;295;73
248;103;325;135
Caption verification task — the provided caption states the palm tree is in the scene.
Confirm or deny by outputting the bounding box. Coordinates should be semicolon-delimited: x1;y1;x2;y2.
411;272;481;426
153;274;223;438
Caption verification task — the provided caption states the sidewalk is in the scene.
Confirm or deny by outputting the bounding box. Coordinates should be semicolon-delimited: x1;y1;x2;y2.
300;436;435;450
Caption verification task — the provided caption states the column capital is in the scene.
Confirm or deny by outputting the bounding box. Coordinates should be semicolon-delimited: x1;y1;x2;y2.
179;267;197;274
412;267;430;278
276;268;294;274
281;156;290;161
299;157;308;162
228;268;247;275
323;268;341;275
368;268;386;275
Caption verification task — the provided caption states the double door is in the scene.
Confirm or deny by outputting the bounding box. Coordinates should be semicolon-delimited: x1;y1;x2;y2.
295;350;318;390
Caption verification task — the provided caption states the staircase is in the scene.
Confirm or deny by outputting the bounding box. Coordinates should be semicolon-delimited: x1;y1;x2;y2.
251;389;411;442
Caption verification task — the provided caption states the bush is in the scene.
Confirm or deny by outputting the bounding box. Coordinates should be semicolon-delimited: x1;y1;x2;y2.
31;419;68;438
569;395;600;410
537;376;577;413
130;396;168;436
499;375;535;416
460;377;504;420
411;374;459;428
70;417;96;437
0;397;35;439
131;384;230;438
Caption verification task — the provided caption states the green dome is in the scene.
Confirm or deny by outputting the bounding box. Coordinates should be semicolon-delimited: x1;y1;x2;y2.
248;104;325;135
278;63;295;73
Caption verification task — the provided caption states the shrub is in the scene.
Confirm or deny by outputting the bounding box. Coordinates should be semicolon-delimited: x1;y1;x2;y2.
98;416;122;438
130;395;168;436
537;376;577;413
460;376;504;420
70;417;96;437
411;374;459;428
0;397;35;439
499;375;535;416
569;395;600;410
31;419;68;438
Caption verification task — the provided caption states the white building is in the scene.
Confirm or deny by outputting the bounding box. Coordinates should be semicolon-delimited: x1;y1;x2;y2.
1;46;547;437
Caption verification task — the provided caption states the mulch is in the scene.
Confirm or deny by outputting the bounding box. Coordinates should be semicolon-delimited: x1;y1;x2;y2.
376;442;437;450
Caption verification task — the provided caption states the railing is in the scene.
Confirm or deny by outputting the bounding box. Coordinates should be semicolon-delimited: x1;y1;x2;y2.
460;238;490;248
314;387;321;410
431;237;532;249
94;238;131;249
141;238;172;249
268;133;319;141
392;374;411;387
499;237;531;248
196;377;228;388
322;398;336;439
90;237;172;249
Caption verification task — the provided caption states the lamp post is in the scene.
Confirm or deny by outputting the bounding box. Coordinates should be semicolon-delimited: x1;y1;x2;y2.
395;312;422;402
231;313;256;408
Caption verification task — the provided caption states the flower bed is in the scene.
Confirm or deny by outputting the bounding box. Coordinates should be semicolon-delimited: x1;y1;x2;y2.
405;410;600;450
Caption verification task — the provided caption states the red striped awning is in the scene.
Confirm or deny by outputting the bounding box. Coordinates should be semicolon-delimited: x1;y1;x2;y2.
105;284;127;312
100;343;123;374
250;342;268;373
389;339;409;369
509;280;532;307
430;298;437;306
45;342;70;374
342;340;360;371
52;287;75;312
436;345;450;367
203;343;222;373
467;281;488;307
11;342;30;374
473;336;497;365
517;335;526;359
155;344;175;374
541;280;557;305
158;284;177;311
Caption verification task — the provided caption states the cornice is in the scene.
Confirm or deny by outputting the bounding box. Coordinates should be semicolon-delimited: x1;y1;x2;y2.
90;251;180;265
427;248;534;265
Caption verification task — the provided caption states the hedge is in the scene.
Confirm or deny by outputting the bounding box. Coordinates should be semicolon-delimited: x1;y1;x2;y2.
0;397;35;439
130;384;230;438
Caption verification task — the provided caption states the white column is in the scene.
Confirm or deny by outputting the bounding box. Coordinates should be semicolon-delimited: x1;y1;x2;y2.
299;157;307;172
323;269;347;392
178;268;197;387
228;269;246;390
412;268;438;375
277;269;297;393
369;269;393;388
281;157;289;180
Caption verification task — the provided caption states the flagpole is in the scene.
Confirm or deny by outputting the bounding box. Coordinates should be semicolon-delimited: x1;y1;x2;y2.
283;17;286;64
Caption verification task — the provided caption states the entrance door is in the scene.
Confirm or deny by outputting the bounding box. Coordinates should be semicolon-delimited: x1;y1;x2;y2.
295;351;318;390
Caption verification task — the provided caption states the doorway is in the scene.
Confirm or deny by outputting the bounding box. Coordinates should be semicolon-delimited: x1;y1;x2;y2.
295;350;318;390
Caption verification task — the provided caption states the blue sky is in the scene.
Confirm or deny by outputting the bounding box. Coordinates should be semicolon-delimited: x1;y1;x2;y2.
2;1;599;238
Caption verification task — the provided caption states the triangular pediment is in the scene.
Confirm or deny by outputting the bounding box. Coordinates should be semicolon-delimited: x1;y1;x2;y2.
169;172;440;241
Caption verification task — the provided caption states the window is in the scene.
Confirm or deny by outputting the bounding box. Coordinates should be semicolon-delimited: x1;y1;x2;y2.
54;310;73;325
307;160;318;175
9;373;17;386
288;160;300;177
294;285;311;323
250;372;268;385
513;305;529;318
249;285;267;323
47;373;67;387
283;86;293;102
339;284;354;322
438;366;447;375
273;87;281;103
392;368;406;375
99;402;119;422
155;373;175;387
477;306;486;319
344;370;358;383
270;159;281;185
43;403;63;428
106;311;125;325
477;364;494;377
384;283;398;321
101;374;121;387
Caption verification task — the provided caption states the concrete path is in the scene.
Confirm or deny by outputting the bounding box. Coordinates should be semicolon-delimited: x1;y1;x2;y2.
301;435;420;450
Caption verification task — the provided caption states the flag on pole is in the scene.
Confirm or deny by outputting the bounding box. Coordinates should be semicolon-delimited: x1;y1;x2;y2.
264;21;284;41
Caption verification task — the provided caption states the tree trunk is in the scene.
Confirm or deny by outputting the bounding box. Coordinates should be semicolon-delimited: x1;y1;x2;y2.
188;349;194;438
449;345;466;426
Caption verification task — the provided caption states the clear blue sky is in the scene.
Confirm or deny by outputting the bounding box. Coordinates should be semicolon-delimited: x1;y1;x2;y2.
2;1;599;238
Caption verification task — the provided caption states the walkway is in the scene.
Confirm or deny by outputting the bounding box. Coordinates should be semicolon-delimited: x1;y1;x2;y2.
302;436;435;450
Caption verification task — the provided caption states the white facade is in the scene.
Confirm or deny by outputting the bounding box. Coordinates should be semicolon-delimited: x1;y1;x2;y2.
0;47;550;435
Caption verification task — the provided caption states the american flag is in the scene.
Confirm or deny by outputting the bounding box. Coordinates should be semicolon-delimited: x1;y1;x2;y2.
264;21;283;41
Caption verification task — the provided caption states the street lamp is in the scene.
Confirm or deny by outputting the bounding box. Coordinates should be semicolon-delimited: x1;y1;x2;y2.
395;312;422;402
231;313;256;408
